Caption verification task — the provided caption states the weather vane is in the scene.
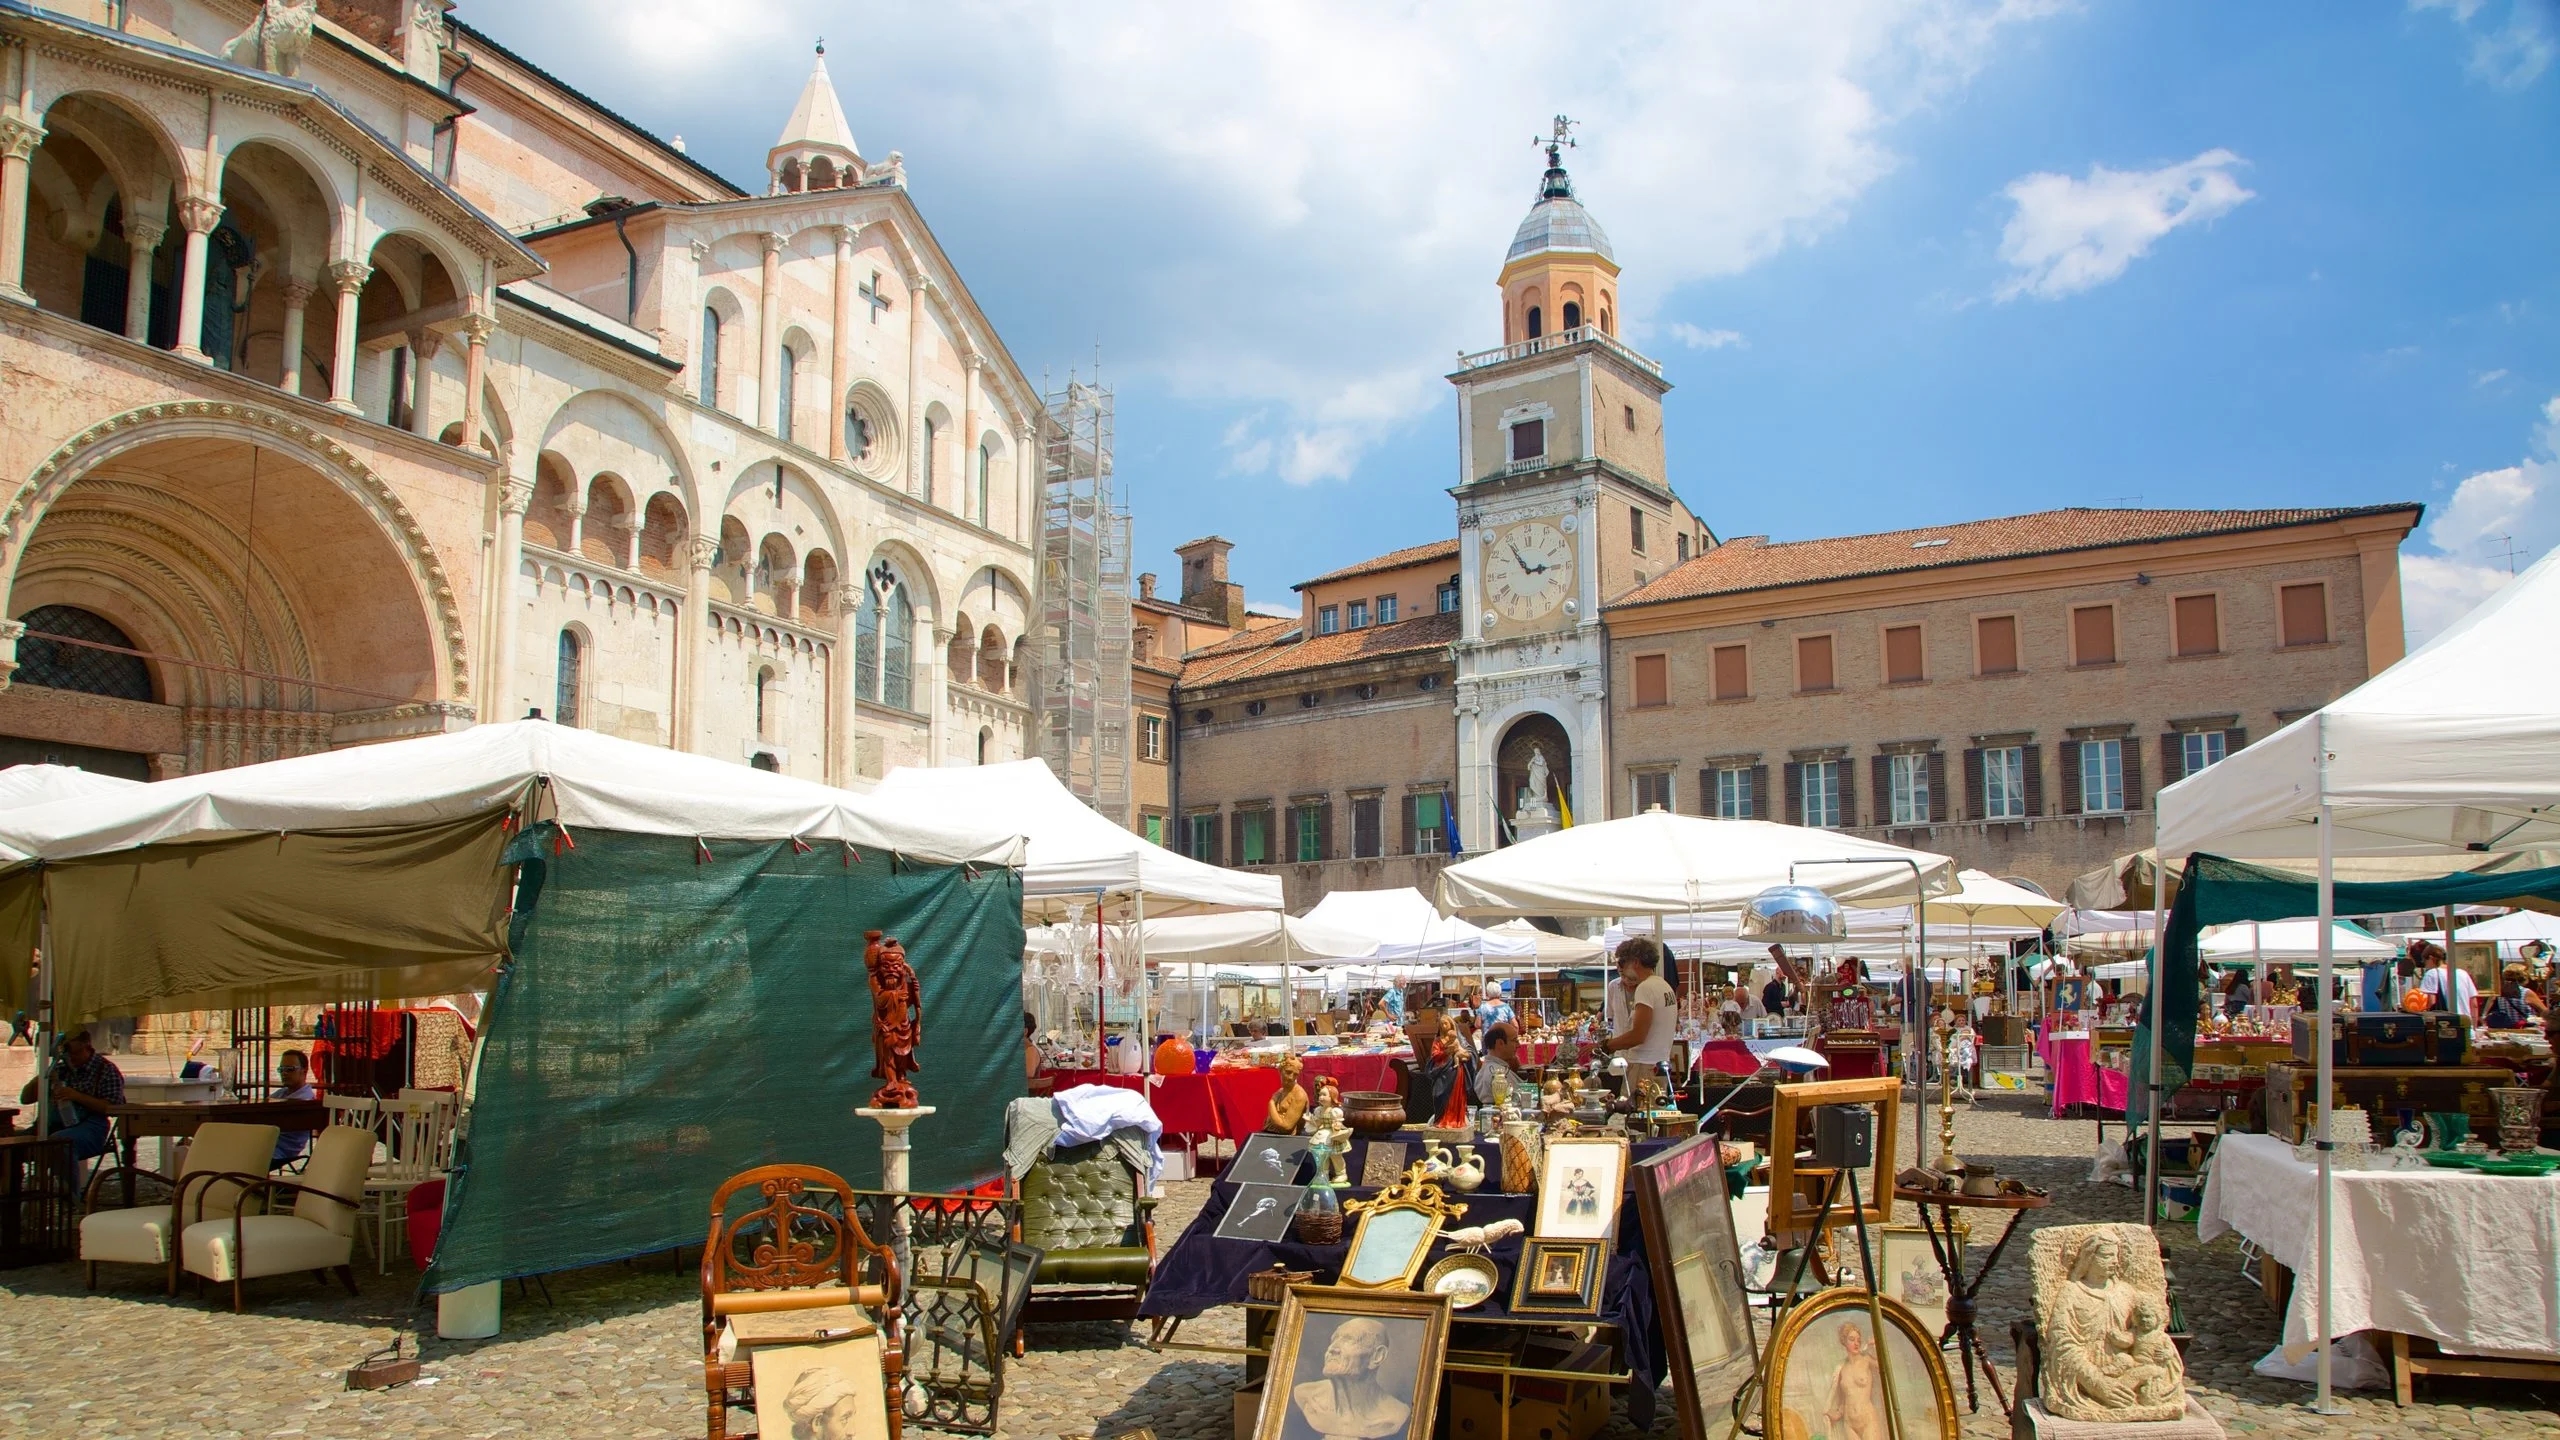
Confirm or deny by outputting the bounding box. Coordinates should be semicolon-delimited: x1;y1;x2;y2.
1536;114;1579;162
816;36;826;56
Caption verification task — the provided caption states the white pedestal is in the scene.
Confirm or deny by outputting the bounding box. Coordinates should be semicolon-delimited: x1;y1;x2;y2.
437;1280;501;1339
857;1106;935;1279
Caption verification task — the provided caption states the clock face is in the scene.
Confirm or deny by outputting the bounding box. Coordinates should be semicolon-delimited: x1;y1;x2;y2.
1482;520;1574;624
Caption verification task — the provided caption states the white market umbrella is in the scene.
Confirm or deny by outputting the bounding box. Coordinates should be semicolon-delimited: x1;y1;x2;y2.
1928;869;2066;1013
2456;911;2560;944
2199;920;2395;963
1437;812;1955;918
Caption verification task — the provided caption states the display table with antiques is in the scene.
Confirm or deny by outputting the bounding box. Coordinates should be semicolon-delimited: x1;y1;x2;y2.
2258;1063;2514;1143
2197;1132;2560;1405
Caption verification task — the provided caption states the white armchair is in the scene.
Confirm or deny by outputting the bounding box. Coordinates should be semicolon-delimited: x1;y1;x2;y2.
177;1124;371;1311
77;1121;279;1292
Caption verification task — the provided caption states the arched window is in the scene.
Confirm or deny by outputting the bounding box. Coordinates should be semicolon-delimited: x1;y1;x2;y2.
1525;306;1543;339
555;629;583;726
749;751;780;772
755;665;775;741
13;606;153;701
977;727;992;765
1562;300;1582;331
855;565;917;711
776;345;796;443
976;443;992;527
699;307;722;407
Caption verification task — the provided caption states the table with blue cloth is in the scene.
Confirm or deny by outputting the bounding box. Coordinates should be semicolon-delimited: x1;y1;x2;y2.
1143;1131;1677;1429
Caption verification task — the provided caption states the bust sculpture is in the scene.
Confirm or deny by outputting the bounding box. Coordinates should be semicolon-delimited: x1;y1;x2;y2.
2030;1223;2186;1422
1267;1051;1309;1134
864;930;923;1109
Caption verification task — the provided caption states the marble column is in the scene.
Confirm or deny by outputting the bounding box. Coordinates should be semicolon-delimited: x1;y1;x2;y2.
171;195;224;364
834;590;861;784
275;274;312;394
495;475;532;719
458;311;491;448
959;353;982;522
324;259;369;413
683;534;717;752
123;219;166;341
828;226;854;462
407;329;440;437
0;115;40;305
924;621;950;768
757;231;783;433
905;273;931;500
561;487;588;558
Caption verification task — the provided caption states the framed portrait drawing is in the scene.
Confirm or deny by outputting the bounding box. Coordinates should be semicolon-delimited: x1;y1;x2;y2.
1218;1184;1309;1243
1765;1077;1900;1245
1509;1237;1607;1318
1253;1285;1452;1440
1228;1134;1313;1186
1634;1131;1757;1438
1534;1134;1629;1241
1762;1289;1957;1440
1876;1226;1954;1342
749;1332;893;1440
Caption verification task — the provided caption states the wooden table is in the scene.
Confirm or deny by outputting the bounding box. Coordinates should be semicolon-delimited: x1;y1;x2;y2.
103;1099;329;1205
1;1131;75;1267
1892;1185;2051;1416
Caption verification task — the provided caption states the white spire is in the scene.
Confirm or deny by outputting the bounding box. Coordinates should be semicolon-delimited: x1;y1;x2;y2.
768;42;863;193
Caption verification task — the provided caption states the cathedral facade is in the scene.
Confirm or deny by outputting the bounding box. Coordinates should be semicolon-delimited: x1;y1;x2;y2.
0;2;1040;783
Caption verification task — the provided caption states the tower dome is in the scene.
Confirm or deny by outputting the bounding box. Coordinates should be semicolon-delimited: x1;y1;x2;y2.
1496;119;1620;346
1506;156;1613;265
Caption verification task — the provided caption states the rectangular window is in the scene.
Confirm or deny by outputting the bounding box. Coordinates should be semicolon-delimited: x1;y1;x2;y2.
1983;746;2026;820
1293;805;1322;863
1142;814;1164;846
1353;795;1382;858
1509;418;1545;462
2079;738;2125;814
2182;729;2227;775
1347;600;1369;629
2173;594;2220;656
1630;508;1647;554
1377;594;1399;624
1632;653;1669;708
1715;767;1754;820
1412;791;1446;855
2071;605;2117;666
1436;582;1460;614
1803;760;1842;828
1677;533;1690;561
1318;605;1340;635
1796;634;1835;693
1889;753;1931;826
1140;713;1165;762
1186;813;1215;861
2279;582;2329;647
1884;625;1924;684
1633;770;1673;814
1712;644;1749;701
1976;615;2019;675
1239;810;1270;865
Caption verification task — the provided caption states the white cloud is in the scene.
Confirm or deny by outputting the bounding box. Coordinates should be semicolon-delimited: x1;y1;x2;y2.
2401;395;2560;646
475;1;2062;483
2475;368;2510;386
1666;323;1749;351
1993;149;2255;301
2412;0;2557;89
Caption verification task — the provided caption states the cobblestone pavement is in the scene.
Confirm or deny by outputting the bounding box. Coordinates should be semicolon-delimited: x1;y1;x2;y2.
7;1101;2557;1439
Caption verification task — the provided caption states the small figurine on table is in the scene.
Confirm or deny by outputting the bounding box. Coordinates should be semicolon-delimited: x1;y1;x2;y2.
1306;1077;1350;1188
1265;1051;1308;1134
864;930;923;1109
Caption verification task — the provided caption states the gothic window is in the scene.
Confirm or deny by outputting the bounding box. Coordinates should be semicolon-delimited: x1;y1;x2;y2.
12;606;153;702
776;345;797;443
699;307;722;407
855;563;916;711
555;629;583;726
1525;306;1543;339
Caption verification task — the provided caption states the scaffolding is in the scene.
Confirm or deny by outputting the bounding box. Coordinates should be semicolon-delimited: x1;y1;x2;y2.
1038;374;1133;824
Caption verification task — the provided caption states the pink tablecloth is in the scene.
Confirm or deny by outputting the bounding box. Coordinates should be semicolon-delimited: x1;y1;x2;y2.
1693;1039;1762;1077
2039;1035;2127;1114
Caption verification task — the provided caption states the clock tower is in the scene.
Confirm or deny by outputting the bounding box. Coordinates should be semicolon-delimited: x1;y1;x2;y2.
1450;119;1703;851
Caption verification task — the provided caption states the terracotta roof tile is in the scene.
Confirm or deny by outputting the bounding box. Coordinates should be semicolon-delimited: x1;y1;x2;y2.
1177;609;1460;688
1610;504;2422;608
1294;538;1462;590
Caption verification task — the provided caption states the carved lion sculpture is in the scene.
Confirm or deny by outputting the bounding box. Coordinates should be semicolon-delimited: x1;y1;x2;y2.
225;1;320;79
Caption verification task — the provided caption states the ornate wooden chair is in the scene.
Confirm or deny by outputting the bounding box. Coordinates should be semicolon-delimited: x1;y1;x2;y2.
702;1164;903;1440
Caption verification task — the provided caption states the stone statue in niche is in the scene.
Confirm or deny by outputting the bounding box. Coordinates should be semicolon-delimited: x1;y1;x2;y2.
225;0;319;78
1266;1051;1308;1134
864;930;923;1109
2030;1223;2187;1422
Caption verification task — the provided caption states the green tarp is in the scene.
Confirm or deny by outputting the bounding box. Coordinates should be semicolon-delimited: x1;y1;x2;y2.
425;825;1026;1293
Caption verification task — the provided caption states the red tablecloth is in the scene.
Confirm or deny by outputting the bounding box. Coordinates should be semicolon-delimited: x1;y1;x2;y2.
1300;1053;1396;1094
1149;1073;1221;1143
1043;1070;1145;1096
1207;1067;1285;1145
1693;1039;1762;1077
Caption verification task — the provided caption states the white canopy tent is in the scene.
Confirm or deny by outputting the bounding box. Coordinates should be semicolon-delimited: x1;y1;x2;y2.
1436;812;1956;918
0;764;141;812
2198;920;2395;964
2456;910;2560;944
1486;919;1604;965
1928;870;2067;1013
2154;546;2560;1410
1306;887;1538;962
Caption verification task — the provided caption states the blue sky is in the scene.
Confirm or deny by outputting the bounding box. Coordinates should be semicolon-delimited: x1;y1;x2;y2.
468;1;2558;643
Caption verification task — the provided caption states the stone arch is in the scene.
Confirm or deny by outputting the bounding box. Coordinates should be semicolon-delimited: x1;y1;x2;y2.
3;401;470;703
524;451;577;551
803;548;840;617
1488;704;1574;846
977;622;1008;692
715;517;752;604
755;532;798;618
720;459;847;578
947;610;977;682
863;539;943;631
582;473;636;568
638;492;688;579
534;388;700;527
778;325;819;446
218;139;336;390
920;400;955;506
24;91;186;345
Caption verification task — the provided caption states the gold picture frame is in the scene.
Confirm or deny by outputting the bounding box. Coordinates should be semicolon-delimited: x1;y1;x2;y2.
1534;1133;1630;1241
1339;1165;1467;1291
1510;1237;1607;1318
1765;1076;1901;1244
1762;1288;1958;1440
1254;1285;1453;1440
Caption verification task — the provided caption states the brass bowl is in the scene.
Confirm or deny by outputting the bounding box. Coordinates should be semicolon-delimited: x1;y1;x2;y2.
1342;1091;1406;1138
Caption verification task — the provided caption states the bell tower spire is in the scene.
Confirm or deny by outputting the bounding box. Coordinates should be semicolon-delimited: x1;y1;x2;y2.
1500;116;1619;345
769;40;864;195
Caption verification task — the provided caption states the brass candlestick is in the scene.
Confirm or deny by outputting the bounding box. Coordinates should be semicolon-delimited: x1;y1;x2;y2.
1936;1026;1961;1174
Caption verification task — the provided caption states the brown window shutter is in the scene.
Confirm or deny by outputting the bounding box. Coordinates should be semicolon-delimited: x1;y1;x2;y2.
1750;764;1768;821
1884;626;1924;684
1963;749;1984;820
2123;741;2145;813
1784;763;1803;826
2174;594;2219;656
2160;734;2184;787
1928;750;1949;823
1401;795;1417;856
1319;799;1336;861
2058;740;2082;815
1695;770;1713;817
1713;645;1748;700
1634;654;1668;708
2071;606;2116;666
1976;616;2018;675
2225;726;2248;753
2280;583;2328;646
1230;809;1247;866
2022;744;2045;817
1870;755;1892;826
1206;815;1222;867
1838;760;1859;829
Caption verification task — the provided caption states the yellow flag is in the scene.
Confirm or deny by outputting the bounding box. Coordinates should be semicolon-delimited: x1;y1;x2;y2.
1556;780;1573;829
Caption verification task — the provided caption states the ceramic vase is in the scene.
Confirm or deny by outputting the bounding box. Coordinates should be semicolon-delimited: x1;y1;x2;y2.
2490;1087;2542;1153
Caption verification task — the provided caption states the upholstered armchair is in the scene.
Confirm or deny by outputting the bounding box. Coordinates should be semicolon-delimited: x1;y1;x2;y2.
77;1120;278;1291
701;1164;904;1440
1013;1139;1155;1349
176;1124;371;1311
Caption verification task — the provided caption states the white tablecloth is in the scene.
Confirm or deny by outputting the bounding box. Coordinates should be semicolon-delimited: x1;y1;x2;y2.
2198;1133;2560;1360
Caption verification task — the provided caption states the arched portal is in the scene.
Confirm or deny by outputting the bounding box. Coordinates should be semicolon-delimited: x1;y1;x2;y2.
1494;711;1572;845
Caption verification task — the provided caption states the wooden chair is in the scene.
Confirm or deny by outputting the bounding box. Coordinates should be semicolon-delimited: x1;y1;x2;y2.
76;1121;277;1290
702;1164;903;1440
175;1124;370;1311
360;1093;454;1271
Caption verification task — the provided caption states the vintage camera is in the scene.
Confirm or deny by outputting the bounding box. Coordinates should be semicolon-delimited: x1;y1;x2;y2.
1812;1103;1875;1168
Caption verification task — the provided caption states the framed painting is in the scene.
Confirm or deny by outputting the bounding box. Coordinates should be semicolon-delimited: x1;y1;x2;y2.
1228;1134;1313;1186
1634;1131;1758;1438
749;1331;893;1440
1762;1289;1958;1440
1534;1133;1629;1242
1360;1141;1410;1189
948;1239;1045;1355
2053;978;2088;1015
1876;1226;1955;1343
1217;1184;1308;1243
1253;1285;1452;1440
1765;1076;1900;1244
1509;1237;1607;1318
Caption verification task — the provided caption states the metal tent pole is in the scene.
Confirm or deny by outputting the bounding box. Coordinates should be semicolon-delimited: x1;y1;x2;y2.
2142;873;2168;1229
2311;756;2346;1415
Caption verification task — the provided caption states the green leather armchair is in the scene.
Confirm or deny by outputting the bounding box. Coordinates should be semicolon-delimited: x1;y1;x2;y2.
1012;1140;1154;1346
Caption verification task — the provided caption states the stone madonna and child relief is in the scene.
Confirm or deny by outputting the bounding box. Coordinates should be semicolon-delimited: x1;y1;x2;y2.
2029;1223;2187;1422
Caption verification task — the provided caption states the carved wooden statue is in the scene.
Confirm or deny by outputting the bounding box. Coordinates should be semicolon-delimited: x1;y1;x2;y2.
865;930;923;1109
1266;1051;1308;1134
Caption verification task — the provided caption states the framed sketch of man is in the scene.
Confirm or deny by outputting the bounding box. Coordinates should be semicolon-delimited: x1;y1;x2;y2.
1534;1134;1628;1241
1634;1131;1757;1436
1254;1286;1452;1440
1228;1134;1314;1186
749;1333;893;1440
1763;1290;1957;1440
1217;1184;1310;1243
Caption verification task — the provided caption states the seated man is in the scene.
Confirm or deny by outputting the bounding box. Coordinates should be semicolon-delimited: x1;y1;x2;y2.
18;1029;124;1163
1472;1022;1529;1105
270;1049;320;1168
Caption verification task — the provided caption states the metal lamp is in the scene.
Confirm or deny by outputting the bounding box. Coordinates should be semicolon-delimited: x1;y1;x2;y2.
1739;884;1848;940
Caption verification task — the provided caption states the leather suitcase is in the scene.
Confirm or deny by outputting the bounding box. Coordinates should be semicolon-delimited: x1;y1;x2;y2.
2264;1062;2505;1142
